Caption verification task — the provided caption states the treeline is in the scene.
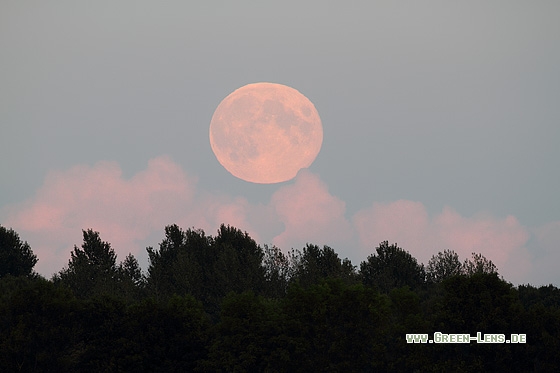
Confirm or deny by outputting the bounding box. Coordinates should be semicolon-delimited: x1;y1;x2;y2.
1;224;559;371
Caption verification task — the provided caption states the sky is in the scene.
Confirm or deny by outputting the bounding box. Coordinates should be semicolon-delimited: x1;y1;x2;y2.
1;1;559;285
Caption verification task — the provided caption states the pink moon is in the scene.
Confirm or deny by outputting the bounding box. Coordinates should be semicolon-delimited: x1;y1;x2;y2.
209;82;323;184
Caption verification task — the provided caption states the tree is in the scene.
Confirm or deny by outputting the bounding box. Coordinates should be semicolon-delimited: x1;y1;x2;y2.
262;245;293;298
119;253;143;286
202;291;282;371
290;244;357;288
0;225;38;278
428;273;524;370
426;249;462;283
146;224;267;316
117;253;145;301
360;241;425;293
280;279;390;371
0;276;82;371
74;295;209;372
55;229;119;298
517;285;560;370
212;224;266;296
146;224;190;300
462;252;498;276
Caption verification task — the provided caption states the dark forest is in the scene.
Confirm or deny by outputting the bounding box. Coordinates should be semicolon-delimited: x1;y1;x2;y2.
1;224;559;372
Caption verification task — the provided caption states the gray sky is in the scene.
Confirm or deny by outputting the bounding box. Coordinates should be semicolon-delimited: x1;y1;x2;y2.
1;1;559;285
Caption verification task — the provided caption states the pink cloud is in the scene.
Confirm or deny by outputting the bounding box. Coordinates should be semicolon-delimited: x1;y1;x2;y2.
2;156;286;276
353;201;531;283
270;169;354;251
353;200;432;261
182;193;265;243
3;156;196;275
434;207;530;279
1;157;556;285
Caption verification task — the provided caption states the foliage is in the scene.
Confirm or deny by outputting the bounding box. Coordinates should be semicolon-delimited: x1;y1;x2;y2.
360;241;426;293
77;295;209;372
0;276;82;371
290;244;357;288
0;225;38;278
202;291;284;371
54;229;119;298
117;253;145;301
262;244;293;298
280;279;390;371
462;252;498;276
426;249;462;283
146;224;267;316
54;229;145;301
0;225;558;371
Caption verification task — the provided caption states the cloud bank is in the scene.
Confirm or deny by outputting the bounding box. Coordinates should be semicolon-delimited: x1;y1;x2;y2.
353;201;531;283
1;156;556;285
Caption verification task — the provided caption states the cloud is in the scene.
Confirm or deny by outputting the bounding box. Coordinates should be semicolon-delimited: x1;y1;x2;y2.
270;169;354;251
1;157;557;285
434;207;531;282
3;156;196;275
353;200;432;261
181;193;267;244
2;161;356;275
353;201;531;283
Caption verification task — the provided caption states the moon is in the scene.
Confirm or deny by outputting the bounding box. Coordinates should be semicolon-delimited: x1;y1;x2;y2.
209;82;323;184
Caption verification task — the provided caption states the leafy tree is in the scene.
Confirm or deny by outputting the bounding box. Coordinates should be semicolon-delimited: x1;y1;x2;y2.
54;229;119;298
426;249;462;283
518;295;560;370
146;224;267;316
212;224;266;296
290;244;357;288
146;224;222;308
146;224;195;300
280;279;390;371
1;222;559;371
462;252;498;276
360;241;425;293
119;253;143;286
0;225;38;278
428;273;525;371
262;244;293;298
0;276;82;371
435;273;518;332
518;283;560;309
132;295;209;372
117;253;145;301
385;286;433;371
202;291;283;371
75;294;209;372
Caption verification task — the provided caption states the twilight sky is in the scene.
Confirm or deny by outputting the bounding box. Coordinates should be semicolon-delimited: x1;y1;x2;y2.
1;1;559;285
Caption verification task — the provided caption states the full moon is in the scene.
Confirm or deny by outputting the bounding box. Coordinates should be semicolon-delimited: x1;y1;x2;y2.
209;82;323;184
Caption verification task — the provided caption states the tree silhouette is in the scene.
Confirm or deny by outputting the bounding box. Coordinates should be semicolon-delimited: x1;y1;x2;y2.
146;224;267;315
360;241;425;293
426;249;462;283
462;252;498;276
212;224;266;296
118;253;145;301
290;244;356;288
146;224;191;300
0;225;38;278
261;244;292;297
2;223;560;371
55;229;118;298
